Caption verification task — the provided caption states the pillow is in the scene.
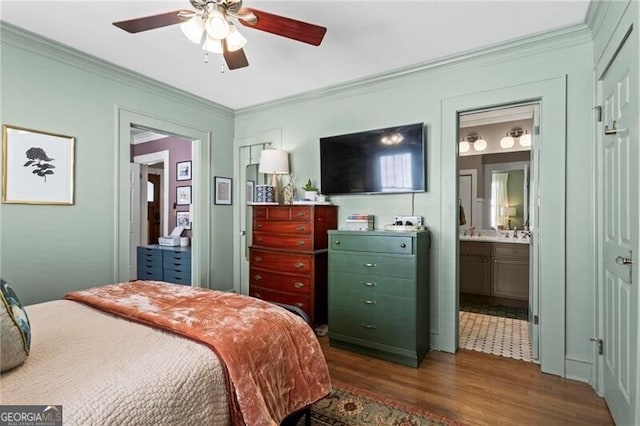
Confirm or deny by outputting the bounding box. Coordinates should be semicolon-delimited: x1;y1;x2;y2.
0;277;31;372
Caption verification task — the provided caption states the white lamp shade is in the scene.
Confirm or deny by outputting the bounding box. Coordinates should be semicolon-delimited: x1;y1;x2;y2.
180;16;205;44
473;138;487;151
519;133;532;146
258;149;289;174
459;141;470;153
205;10;230;40
500;136;515;148
226;24;247;52
500;206;517;217
202;35;223;53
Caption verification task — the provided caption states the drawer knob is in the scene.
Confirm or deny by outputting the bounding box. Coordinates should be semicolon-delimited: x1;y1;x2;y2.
296;212;305;217
254;293;261;298
254;256;262;262
360;323;377;330
294;262;305;269
361;299;377;305
256;224;263;229
361;263;377;268
256;237;263;242
400;243;406;248
335;240;340;245
294;302;304;308
254;274;262;281
294;282;305;289
297;241;306;246
362;282;376;287
296;226;305;231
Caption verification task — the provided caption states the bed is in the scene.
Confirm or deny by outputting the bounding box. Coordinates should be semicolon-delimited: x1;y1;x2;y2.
0;280;331;425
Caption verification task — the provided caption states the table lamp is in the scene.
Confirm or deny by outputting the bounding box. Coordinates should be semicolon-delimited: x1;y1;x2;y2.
500;206;517;230
258;149;289;204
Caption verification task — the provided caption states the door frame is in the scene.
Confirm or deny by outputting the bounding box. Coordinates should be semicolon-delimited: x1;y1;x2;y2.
116;107;211;288
233;129;282;294
441;77;567;376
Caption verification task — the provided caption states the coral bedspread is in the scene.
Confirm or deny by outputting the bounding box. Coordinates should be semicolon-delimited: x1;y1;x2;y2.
64;281;331;426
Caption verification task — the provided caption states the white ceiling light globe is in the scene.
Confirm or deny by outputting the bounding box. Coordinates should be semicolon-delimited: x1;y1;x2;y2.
205;10;230;40
180;16;205;44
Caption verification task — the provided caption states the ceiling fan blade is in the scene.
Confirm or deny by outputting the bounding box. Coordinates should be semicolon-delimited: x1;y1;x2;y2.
113;10;189;33
223;40;249;70
238;8;326;46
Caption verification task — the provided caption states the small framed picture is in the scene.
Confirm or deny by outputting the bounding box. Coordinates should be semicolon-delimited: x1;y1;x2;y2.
176;160;191;181
214;176;232;205
246;180;255;203
176;211;191;229
176;185;191;205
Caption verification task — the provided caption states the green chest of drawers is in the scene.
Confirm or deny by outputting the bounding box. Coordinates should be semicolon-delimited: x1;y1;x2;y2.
328;230;430;367
137;245;191;285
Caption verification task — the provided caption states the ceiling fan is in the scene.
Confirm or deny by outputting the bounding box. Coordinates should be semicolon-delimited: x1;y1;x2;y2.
113;0;327;70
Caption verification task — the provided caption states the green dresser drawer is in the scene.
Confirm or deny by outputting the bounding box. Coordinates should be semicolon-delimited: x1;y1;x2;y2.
329;252;414;278
329;306;415;349
329;270;415;298
330;234;413;254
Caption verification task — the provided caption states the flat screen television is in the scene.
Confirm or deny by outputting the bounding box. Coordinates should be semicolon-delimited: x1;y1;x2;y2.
320;123;425;195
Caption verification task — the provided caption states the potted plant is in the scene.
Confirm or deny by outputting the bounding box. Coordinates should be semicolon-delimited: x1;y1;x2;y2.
302;179;318;201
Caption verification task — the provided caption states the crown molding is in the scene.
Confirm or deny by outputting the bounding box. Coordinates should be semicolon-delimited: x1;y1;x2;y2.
0;21;234;119
236;23;592;116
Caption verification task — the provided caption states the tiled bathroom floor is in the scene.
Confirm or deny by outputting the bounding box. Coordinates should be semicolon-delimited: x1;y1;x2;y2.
459;311;533;362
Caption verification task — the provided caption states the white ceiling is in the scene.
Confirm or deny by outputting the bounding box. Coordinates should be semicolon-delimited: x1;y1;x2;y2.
1;1;590;110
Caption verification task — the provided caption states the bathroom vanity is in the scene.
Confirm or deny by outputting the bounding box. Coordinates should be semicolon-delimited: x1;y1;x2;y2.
459;236;529;300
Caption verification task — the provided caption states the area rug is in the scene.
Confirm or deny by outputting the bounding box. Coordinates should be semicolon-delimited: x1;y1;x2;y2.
303;381;464;425
459;300;527;320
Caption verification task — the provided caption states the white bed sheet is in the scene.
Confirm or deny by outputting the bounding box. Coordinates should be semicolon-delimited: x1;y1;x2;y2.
0;300;229;425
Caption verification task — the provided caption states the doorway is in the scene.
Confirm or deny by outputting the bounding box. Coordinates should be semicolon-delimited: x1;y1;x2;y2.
129;125;194;281
457;104;538;363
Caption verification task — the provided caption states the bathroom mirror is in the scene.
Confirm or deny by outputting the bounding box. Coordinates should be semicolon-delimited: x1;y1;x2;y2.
485;162;529;229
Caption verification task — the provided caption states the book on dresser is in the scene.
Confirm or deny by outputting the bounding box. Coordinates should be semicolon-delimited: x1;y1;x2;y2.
249;204;338;327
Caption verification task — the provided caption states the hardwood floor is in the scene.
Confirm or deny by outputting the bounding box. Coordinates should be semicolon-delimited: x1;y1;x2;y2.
319;336;613;425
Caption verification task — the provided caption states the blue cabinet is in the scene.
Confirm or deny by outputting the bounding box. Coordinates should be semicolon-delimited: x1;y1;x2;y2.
136;245;191;285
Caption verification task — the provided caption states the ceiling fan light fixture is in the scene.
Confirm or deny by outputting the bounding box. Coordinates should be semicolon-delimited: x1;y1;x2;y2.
180;15;205;44
205;10;230;40
202;35;223;54
226;24;247;52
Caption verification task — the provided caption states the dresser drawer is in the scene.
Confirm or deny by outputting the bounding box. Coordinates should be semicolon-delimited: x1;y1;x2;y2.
137;246;162;261
492;243;529;259
254;221;312;235
163;269;191;285
250;286;310;313
330;234;413;255
253;233;314;250
329;271;415;298
329;253;415;279
162;250;191;265
137;263;163;280
253;206;312;221
460;241;491;256
250;248;313;273
250;269;311;295
329;306;415;349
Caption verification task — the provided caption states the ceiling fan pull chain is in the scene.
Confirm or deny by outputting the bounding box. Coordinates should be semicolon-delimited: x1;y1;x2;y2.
221;62;225;74
204;51;209;63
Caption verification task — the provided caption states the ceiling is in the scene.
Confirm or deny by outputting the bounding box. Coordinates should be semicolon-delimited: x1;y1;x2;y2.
1;1;590;110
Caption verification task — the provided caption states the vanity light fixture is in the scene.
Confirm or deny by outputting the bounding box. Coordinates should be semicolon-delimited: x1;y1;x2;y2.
500;128;524;149
465;133;487;152
519;130;532;147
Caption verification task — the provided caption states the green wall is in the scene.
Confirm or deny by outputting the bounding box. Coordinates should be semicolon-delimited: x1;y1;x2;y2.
0;23;235;304
235;25;594;381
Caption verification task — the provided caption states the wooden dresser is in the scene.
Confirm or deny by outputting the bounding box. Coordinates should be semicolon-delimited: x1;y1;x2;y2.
249;204;338;326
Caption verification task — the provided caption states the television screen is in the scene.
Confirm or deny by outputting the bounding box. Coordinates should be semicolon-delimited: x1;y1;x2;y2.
320;123;425;195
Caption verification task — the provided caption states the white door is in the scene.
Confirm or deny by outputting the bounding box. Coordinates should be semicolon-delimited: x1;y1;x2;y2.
601;29;638;426
129;163;141;280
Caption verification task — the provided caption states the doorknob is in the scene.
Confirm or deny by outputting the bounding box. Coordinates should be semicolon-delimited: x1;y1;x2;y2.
616;255;633;265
